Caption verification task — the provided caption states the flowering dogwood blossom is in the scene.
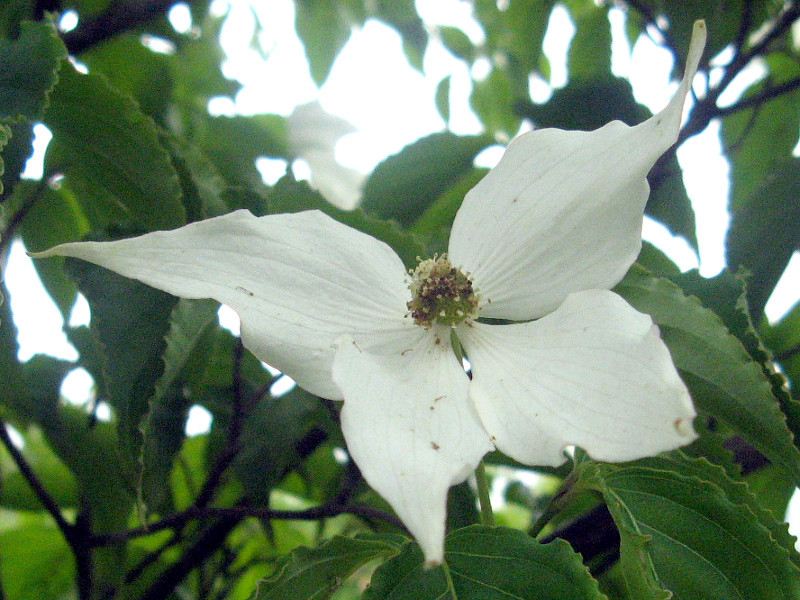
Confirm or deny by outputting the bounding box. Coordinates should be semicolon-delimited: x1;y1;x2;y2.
36;23;705;565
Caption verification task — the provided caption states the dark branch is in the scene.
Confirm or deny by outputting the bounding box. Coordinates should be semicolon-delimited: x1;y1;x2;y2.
89;503;405;546
61;0;178;54
0;417;73;538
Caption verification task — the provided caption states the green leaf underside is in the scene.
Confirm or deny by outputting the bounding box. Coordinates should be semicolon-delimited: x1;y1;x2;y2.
43;63;185;231
582;456;800;600
615;267;800;484
365;526;607;599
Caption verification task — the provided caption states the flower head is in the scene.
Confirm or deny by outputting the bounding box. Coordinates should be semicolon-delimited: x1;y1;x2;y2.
35;23;706;565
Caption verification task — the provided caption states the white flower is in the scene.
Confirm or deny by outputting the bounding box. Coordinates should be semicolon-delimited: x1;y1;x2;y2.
36;23;705;566
288;101;365;209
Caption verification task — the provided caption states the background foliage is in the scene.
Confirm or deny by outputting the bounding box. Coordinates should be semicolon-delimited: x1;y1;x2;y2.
1;0;799;598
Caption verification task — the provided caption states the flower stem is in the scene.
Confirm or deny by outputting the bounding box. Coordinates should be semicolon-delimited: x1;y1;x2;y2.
441;561;458;600
475;461;494;526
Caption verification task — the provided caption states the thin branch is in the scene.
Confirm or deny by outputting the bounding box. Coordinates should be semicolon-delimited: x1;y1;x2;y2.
713;2;800;99
717;75;800;117
0;417;73;537
776;342;800;362
0;179;47;261
90;502;403;546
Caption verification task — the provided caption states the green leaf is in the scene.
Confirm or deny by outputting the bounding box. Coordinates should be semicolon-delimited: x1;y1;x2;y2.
64;257;179;471
0;20;65;122
267;175;426;268
366;526;607;599
43;62;185;231
233;387;325;505
0;519;75;600
674;269;800;445
139;298;220;512
361;132;493;227
0;121;10;195
435;75;451;123
198;114;288;188
371;0;427;71
615;267;800;483
722;53;800;214
82;34;173;122
0;120;33;199
259;535;401;600
0;426;78;511
566;1;611;82
726;157;800;321
15;180;88;317
470;67;520;136
580;455;800;599
295;0;360;86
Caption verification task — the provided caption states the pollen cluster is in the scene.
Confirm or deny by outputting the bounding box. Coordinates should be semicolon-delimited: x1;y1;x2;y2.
407;255;480;328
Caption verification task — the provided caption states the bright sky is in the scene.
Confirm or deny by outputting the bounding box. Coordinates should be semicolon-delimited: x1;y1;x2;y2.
3;0;799;493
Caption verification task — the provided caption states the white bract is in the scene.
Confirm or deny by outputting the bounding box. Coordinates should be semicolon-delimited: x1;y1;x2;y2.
288;101;365;209
36;23;706;565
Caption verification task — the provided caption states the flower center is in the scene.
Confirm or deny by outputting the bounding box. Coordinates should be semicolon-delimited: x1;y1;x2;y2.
407;255;480;328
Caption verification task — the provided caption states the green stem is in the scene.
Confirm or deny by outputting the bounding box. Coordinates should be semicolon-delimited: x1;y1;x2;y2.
475;461;494;527
528;471;576;538
441;561;458;600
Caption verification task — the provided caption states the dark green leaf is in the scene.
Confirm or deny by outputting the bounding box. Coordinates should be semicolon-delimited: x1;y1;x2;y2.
580;455;800;599
233;387;325;505
140;298;220;512
259;535;401;600
615;267;800;484
267;175;426;268
371;0;427;71
0;20;65;122
366;526;607;599
435;75;451;123
64;257;178;471
43;63;185;231
361;132;493;227
0;120;33;199
198;114;287;188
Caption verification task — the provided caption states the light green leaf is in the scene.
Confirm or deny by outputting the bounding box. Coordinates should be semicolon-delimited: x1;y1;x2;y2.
366;526;607;599
0;20;65;122
361;132;493;227
295;0;359;86
615;267;800;483
566;1;611;82
0;519;75;600
726;157;800;320
258;535;401;600
43;63;185;231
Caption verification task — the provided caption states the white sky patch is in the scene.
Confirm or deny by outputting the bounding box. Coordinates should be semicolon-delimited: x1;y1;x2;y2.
186;404;213;436
5;242;78;362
